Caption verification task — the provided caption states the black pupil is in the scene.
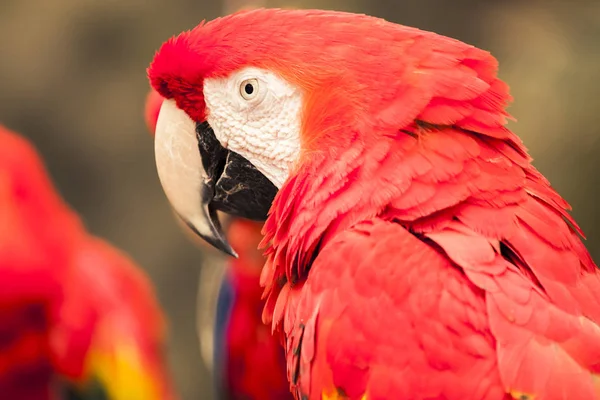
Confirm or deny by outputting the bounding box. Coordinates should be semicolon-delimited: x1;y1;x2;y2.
244;83;254;95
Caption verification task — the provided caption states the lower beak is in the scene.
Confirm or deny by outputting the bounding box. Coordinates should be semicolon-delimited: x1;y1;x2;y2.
185;182;236;257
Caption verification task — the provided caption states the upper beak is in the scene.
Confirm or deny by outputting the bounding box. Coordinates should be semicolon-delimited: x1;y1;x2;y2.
154;99;236;257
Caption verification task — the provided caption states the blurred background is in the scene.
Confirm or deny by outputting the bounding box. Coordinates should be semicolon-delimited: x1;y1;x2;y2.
0;0;599;399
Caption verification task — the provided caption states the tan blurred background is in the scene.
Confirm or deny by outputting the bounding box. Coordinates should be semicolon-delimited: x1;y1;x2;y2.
1;0;599;399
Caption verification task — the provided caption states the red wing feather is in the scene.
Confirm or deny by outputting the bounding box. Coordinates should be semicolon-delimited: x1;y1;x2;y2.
284;219;507;399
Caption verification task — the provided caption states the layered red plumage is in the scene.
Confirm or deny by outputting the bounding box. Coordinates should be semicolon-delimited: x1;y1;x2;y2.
148;8;600;399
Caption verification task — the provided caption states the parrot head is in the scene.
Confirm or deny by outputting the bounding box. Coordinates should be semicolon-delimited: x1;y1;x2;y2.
148;8;502;255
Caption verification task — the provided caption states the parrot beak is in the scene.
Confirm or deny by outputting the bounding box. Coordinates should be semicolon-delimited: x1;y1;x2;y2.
154;99;235;257
154;99;277;257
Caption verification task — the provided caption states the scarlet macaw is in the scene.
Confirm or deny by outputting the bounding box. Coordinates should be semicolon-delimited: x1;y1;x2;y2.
148;8;600;399
145;89;290;399
0;124;177;400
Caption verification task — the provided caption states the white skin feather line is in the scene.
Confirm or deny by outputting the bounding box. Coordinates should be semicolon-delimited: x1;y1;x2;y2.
203;67;304;189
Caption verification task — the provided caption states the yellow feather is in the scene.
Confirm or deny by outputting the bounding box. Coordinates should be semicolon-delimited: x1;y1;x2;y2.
510;391;535;400
321;389;368;400
86;341;160;400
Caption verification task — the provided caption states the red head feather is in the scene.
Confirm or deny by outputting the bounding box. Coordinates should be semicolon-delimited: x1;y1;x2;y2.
148;8;511;154
144;89;164;136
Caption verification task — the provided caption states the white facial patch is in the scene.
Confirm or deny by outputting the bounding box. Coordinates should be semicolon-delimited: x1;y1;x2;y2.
203;67;303;188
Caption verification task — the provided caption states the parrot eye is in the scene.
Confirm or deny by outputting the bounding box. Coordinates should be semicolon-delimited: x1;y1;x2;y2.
240;78;259;100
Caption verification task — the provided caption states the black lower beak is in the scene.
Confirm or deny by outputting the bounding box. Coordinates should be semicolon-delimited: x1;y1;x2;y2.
190;122;278;256
183;181;236;257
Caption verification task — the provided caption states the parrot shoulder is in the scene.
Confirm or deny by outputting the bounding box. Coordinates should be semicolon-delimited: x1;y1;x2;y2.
280;218;506;400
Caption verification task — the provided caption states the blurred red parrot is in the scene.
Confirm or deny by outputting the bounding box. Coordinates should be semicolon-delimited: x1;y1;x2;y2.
0;123;177;400
145;89;290;399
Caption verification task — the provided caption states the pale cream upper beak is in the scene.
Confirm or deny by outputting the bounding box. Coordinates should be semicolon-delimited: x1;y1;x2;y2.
154;99;236;256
